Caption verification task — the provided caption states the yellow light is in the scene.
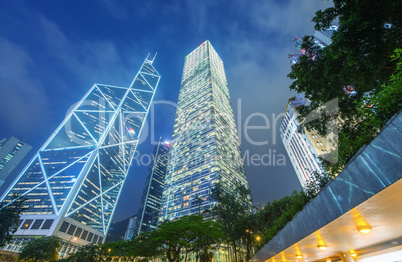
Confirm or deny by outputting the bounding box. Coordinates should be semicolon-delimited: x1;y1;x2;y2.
108;248;111;252
256;236;261;241
326;259;331;262
317;244;327;250
296;255;303;259
246;229;249;233
357;225;372;234
350;250;357;257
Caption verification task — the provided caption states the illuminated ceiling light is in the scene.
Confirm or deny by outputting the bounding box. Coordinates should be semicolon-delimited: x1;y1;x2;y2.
350;250;357;257
296;255;303;260
317;244;327;250
326;259;331;262
357;225;372;234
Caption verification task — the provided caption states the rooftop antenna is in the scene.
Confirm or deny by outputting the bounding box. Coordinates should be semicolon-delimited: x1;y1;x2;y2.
145;53;157;65
150;52;157;65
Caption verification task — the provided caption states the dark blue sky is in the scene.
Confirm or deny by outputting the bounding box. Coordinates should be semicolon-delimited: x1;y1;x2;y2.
0;0;332;222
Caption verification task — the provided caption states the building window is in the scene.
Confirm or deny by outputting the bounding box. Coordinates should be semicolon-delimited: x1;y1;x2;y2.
59;222;69;233
87;232;94;242
80;230;88;240
31;219;44;230
21;219;34;229
67;225;76;235
74;227;82;237
41;219;54;230
92;235;99;244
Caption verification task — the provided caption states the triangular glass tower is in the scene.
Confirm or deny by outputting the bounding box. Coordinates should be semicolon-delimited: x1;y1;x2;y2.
0;57;160;254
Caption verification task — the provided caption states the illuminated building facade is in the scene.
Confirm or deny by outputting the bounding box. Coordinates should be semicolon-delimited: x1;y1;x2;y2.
0;57;160;255
160;40;250;221
280;94;325;187
0;137;32;188
135;137;170;236
124;215;138;240
281;27;339;187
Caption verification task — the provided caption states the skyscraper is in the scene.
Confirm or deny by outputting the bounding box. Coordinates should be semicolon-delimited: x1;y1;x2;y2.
123;215;138;240
0;56;160;255
160;41;249;221
281;27;338;186
0;137;32;188
280;94;326;187
135;137;170;236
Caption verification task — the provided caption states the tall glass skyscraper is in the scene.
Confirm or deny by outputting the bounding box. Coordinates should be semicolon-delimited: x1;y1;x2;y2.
135;137;170;236
0;57;160;254
159;41;249;221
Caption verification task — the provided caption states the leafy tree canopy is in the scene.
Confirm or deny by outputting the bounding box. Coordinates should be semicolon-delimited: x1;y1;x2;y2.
19;236;60;262
0;196;26;248
288;0;402;173
152;215;225;262
61;244;112;262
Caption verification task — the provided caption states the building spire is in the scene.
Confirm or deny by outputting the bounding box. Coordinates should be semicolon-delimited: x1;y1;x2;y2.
145;53;158;65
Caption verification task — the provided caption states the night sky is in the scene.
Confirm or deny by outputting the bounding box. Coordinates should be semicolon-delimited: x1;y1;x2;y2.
0;0;333;222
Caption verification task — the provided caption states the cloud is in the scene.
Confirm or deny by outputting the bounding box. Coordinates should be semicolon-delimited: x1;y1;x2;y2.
37;15;140;88
0;37;51;137
249;0;333;35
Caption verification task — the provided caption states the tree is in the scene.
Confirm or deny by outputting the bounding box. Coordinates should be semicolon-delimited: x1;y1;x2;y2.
130;232;163;262
210;183;252;262
0;196;26;248
233;214;260;260
303;171;334;199
19;236;60;262
106;240;135;262
288;0;402;173
154;215;225;262
257;191;310;248
61;244;112;262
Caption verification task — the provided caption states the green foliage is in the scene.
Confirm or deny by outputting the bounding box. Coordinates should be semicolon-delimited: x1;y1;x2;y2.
0;196;26;247
259;191;310;246
288;0;402;174
131;232;162;261
303;171;334;199
61;244;112;262
104;241;136;262
19;236;61;262
210;183;252;261
153;215;225;262
233;214;261;260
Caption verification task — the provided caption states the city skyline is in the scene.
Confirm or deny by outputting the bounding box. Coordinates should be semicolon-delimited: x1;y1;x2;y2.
0;0;334;222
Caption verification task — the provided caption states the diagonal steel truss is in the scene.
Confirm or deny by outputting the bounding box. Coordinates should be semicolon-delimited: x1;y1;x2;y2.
1;57;160;234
